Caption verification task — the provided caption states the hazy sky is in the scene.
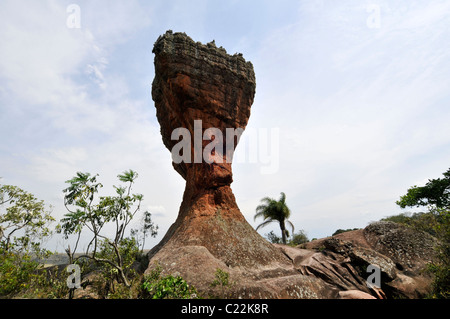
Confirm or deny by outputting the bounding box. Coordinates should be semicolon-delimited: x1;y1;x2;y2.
1;0;450;251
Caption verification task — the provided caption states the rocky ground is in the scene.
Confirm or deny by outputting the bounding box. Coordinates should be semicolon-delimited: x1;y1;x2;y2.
47;221;437;299
144;31;439;299
147;221;437;299
293;221;438;298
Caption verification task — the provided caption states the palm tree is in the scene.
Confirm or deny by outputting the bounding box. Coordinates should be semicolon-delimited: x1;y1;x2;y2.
254;192;294;245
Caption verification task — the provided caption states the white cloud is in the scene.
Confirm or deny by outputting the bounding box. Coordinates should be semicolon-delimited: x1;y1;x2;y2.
235;0;450;238
1;0;449;247
0;0;169;247
0;2;94;103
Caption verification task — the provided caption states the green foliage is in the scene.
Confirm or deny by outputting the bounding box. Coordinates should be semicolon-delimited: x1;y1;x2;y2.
396;168;450;210
254;192;294;244
0;184;54;297
211;268;230;288
290;229;309;246
96;237;141;293
117;169;139;183
141;266;198;299
428;260;450;299
131;210;158;252
426;208;450;299
1;177;157;299
40;268;72;299
265;229;309;246
211;268;233;298
381;213;413;225
58;170;147;288
0;249;39;296
381;212;440;237
386;210;450;299
395;169;450;299
0;184;54;252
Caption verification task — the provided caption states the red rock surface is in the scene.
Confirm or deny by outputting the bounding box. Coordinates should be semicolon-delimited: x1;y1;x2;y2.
147;31;437;299
149;31;290;274
152;30;254;189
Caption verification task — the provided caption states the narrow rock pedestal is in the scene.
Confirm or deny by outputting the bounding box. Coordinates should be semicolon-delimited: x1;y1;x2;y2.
147;31;333;298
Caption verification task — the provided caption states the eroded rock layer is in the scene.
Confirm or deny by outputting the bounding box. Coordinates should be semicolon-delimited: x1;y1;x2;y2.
152;30;255;188
147;31;437;299
149;31;290;282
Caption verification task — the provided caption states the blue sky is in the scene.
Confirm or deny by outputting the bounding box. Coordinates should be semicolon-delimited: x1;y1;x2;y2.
1;0;450;251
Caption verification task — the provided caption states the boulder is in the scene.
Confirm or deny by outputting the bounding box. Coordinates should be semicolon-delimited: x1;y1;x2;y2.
276;244;375;295
324;237;397;281
363;221;438;298
297;222;438;298
364;221;437;271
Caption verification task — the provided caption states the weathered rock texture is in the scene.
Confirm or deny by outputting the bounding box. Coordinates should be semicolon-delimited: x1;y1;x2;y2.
302;222;438;298
149;30;286;265
148;31;305;297
147;31;437;299
152;31;255;189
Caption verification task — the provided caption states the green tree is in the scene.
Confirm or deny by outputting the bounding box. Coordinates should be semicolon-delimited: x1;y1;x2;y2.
265;230;282;244
396;168;450;298
96;237;140;296
254;192;294;245
131;210;158;253
0;184;54;296
0;184;54;252
265;229;309;246
290;230;309;246
427;207;450;299
58;170;146;288
396;168;450;210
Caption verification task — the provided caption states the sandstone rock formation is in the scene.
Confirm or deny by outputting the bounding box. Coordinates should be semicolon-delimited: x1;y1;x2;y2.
301;222;438;298
149;30;287;266
148;31;307;297
147;31;437;299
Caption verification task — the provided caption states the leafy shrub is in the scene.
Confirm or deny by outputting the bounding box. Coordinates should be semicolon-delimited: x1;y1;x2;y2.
0;184;54;297
58;170;150;288
211;268;229;288
265;230;282;244
0;250;39;296
426;209;450;299
265;229;309;246
97;237;140;278
141;266;197;299
95;237;142;298
210;268;233;298
382;209;450;299
290;230;309;246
